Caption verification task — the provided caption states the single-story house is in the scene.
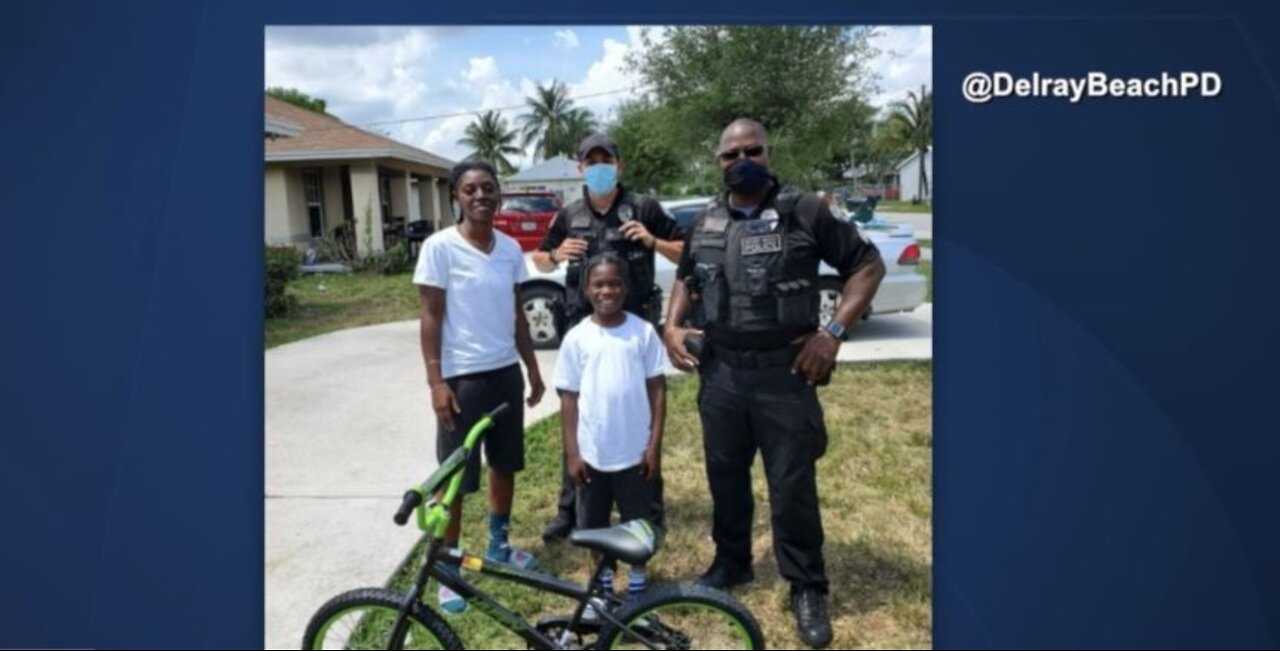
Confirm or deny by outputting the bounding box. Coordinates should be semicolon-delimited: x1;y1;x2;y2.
503;155;583;204
844;164;901;201
264;95;456;255
896;146;932;203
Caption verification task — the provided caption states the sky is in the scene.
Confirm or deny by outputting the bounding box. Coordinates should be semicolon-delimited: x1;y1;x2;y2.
264;25;932;168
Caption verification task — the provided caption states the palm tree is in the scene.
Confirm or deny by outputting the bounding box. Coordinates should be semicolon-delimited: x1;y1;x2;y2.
458;110;522;175
520;81;576;161
887;85;933;203
558;108;599;157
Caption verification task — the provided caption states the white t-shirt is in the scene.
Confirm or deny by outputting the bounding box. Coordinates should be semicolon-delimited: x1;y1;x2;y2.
413;226;527;379
553;313;668;471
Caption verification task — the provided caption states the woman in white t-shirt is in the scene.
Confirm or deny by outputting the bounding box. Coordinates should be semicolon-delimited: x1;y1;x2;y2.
414;160;546;613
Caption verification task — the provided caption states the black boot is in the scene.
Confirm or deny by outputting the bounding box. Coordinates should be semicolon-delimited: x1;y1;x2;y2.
541;511;574;542
790;586;833;648
694;558;755;590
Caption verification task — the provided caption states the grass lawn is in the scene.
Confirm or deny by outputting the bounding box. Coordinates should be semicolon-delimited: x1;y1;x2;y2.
265;271;419;348
876;200;932;214
385;362;932;649
917;238;932;249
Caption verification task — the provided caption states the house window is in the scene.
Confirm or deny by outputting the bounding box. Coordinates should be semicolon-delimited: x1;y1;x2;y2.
302;169;325;238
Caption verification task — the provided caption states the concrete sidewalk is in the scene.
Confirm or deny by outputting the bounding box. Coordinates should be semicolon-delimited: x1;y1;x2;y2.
265;306;931;649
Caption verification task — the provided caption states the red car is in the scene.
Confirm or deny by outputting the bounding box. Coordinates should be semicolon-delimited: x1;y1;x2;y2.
494;191;562;252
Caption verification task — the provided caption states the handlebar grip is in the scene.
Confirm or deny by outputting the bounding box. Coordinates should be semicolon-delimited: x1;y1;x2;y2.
393;490;424;526
486;402;511;421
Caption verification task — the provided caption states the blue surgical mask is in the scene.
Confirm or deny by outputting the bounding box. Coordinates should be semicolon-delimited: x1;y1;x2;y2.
584;163;618;196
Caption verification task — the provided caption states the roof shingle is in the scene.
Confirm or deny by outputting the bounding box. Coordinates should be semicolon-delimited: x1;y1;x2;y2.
264;96;454;170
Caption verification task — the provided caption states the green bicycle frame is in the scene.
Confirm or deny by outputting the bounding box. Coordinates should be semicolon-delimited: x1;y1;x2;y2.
410;408;497;537
389;403;675;650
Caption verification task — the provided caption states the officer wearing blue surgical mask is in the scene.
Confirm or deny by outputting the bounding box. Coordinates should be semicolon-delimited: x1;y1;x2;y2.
533;132;684;541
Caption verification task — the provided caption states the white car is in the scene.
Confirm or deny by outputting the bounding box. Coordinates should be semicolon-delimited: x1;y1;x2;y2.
518;197;928;348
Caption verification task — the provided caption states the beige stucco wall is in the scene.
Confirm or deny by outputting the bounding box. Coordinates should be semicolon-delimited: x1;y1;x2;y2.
349;162;383;255
416;182;431;224
263;166;313;246
435;178;452;228
284;168;309;242
407;175;422;222
414;175;450;229
265;167;289;245
267;160;452;248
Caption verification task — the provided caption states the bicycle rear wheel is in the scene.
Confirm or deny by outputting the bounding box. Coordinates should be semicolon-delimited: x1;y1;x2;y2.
597;583;765;649
302;587;463;650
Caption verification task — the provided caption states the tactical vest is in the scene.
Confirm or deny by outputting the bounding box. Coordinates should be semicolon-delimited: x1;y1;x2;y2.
562;193;657;321
686;190;820;334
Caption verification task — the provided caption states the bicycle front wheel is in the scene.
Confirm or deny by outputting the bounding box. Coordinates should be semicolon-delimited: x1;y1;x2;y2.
302;587;463;650
597;583;766;649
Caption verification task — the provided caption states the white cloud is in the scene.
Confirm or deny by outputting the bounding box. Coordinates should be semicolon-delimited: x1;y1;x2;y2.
567;27;664;124
421;59;532;164
567;38;635;123
431;28;665;167
867;25;933;109
463;56;499;84
553;28;580;50
265;27;438;128
263;26;674;171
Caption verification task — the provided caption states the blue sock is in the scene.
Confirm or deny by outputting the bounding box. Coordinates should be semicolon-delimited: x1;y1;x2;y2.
487;513;511;559
599;567;615;592
628;568;648;594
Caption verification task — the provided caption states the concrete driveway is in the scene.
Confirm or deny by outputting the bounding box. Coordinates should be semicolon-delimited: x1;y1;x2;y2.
264;306;931;649
879;211;932;241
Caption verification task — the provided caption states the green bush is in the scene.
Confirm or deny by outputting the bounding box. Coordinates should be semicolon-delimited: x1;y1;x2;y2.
265;245;301;317
378;242;412;276
350;241;412;276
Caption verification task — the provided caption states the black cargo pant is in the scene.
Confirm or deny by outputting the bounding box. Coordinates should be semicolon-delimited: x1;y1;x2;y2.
697;344;829;592
555;450;667;531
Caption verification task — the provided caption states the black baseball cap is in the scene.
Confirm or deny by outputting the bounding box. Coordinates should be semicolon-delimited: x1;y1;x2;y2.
577;132;620;160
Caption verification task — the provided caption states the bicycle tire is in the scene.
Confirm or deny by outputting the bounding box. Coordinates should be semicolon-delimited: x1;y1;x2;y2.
302;587;464;650
596;583;766;649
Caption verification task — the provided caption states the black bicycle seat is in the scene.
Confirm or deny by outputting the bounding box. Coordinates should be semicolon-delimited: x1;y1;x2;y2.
569;520;661;565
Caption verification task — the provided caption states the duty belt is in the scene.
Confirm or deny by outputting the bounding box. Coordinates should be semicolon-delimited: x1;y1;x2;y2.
707;342;801;369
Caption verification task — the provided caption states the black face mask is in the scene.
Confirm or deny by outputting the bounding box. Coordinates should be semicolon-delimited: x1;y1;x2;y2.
723;159;771;195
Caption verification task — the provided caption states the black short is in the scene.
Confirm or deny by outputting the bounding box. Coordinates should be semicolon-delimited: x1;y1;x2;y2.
575;464;657;531
436;363;525;494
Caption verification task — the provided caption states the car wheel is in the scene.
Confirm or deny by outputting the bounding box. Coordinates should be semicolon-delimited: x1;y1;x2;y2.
521;285;564;349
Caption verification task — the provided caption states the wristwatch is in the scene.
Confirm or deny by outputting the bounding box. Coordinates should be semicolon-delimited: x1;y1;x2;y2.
823;321;846;340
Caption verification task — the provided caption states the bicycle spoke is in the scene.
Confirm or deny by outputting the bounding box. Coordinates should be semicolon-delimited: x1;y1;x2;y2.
612;602;754;649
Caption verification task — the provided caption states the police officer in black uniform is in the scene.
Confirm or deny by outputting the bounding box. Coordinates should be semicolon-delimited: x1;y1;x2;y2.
533;132;685;541
663;119;885;649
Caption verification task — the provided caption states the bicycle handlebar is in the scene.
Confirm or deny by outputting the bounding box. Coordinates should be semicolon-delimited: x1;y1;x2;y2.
394;401;511;530
394;489;424;526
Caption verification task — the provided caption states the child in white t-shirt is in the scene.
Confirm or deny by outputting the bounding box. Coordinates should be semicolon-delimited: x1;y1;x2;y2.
553;252;667;598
